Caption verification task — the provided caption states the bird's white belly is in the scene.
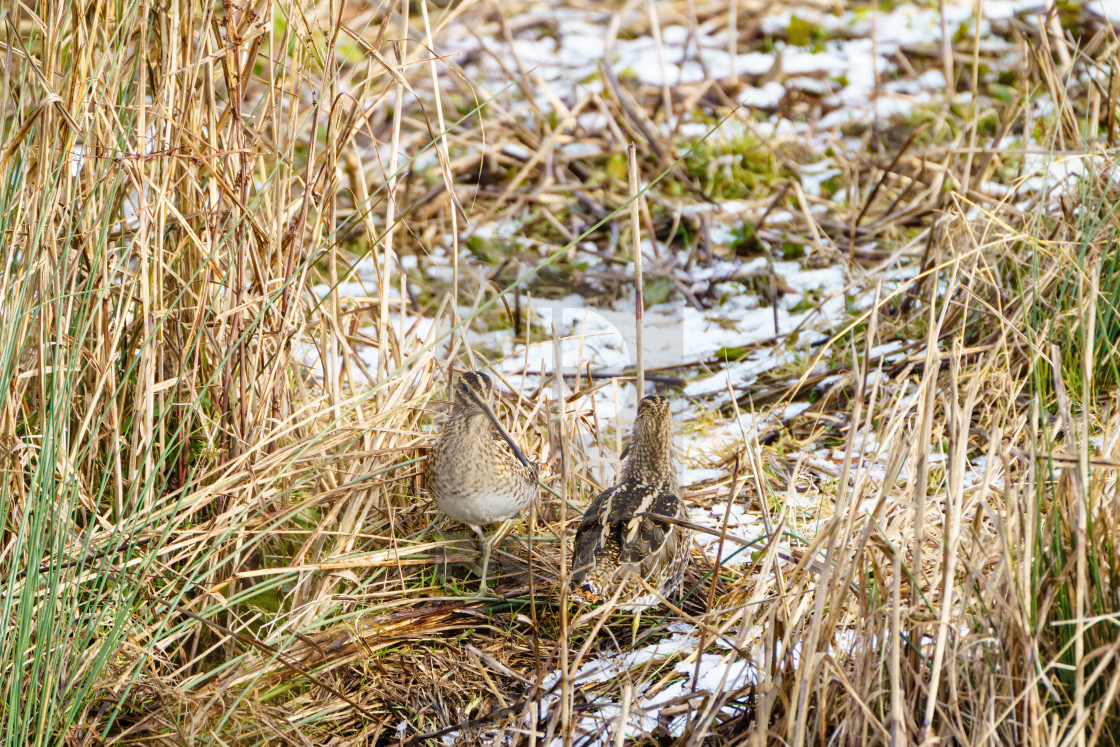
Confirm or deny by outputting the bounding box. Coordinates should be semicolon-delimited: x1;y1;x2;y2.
430;449;535;526
435;482;531;526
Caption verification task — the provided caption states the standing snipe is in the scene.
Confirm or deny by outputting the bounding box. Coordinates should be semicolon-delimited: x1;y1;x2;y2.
571;394;691;611
427;371;538;594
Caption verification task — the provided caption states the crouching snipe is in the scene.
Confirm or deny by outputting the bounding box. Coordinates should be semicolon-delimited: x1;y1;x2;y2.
427;371;538;595
571;394;691;613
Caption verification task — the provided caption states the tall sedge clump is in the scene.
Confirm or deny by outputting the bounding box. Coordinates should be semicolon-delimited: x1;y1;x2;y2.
0;0;322;740
0;0;464;737
1022;196;1120;745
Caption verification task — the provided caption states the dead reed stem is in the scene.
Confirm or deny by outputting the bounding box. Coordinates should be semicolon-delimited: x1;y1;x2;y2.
629;143;645;399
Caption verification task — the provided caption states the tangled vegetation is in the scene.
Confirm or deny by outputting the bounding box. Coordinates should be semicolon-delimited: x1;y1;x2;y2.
3;0;1120;744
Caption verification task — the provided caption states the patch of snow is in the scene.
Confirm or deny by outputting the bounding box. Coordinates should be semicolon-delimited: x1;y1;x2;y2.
531;628;763;743
683;466;724;485
739;81;786;108
1086;1;1120;22
690;501;768;567
799;160;842;197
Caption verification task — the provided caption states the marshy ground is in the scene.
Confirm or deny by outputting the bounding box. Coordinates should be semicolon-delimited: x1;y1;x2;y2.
4;0;1120;744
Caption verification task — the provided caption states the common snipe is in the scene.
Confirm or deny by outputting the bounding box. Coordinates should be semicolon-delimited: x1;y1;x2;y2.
571;394;692;611
427;371;538;594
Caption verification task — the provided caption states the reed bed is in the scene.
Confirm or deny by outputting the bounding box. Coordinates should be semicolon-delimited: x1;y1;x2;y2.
2;0;1120;744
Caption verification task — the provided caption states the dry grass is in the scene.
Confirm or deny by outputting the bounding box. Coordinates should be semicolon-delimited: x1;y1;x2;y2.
4;0;1120;744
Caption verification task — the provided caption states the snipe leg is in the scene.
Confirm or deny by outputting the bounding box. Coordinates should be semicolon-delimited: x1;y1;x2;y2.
470;524;494;596
465;519;518;597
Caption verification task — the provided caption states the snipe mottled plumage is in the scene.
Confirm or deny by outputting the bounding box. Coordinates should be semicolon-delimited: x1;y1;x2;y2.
427;371;538;594
571;394;692;610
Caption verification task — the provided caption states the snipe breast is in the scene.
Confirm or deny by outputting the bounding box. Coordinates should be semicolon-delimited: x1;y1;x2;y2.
571;394;692;610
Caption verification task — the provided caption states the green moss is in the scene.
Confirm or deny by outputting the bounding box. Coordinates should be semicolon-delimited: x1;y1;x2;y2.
952;21;972;45
819;172;843;199
579;69;601;85
787;15;829;49
714;345;750;361
635;278;667;307
975;112;1001;137
989;83;1016;104
781;242;805;260
679;133;785;201
605;152;629;182
1033;116;1056;144
731;224;765;256
616;67;640;83
465;234;505;264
